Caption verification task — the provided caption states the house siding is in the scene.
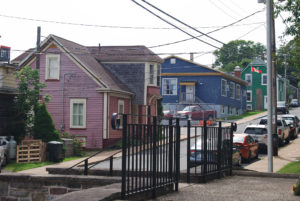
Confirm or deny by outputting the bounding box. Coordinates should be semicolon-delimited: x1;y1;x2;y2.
30;47;104;149
161;57;247;118
102;63;145;105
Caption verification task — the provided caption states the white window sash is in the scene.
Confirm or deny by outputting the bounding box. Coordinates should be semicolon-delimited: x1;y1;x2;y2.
162;78;177;95
46;54;60;80
70;99;86;128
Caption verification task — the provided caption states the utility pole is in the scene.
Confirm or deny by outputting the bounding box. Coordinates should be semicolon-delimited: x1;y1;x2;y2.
284;54;287;102
36;26;41;70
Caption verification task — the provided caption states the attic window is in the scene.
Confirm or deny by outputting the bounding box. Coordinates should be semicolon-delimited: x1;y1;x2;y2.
170;58;176;64
45;54;60;80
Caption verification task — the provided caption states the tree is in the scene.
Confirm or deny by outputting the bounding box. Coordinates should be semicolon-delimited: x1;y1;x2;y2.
15;66;46;137
275;0;300;38
213;40;265;72
33;103;60;142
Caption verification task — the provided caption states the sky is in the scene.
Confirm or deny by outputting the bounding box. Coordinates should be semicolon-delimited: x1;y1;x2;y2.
0;0;289;66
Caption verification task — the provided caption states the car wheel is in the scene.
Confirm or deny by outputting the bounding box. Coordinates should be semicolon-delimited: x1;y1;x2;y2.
285;137;290;144
245;151;251;163
273;145;278;156
238;154;242;166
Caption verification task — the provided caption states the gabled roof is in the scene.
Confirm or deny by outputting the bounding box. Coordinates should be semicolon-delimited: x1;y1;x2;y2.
163;55;248;85
15;35;132;94
88;46;163;63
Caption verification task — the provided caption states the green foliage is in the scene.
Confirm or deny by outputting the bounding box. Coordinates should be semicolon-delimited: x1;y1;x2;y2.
15;66;47;137
226;111;266;120
72;138;85;156
33;103;61;142
275;0;300;38
213;40;266;72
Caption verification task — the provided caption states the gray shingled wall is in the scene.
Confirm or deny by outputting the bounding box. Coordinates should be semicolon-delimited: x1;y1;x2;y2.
102;63;145;105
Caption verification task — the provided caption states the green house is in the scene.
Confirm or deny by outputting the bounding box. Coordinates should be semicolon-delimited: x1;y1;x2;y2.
241;59;284;111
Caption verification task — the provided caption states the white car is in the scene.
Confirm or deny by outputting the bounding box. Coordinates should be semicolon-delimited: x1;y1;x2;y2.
280;114;299;139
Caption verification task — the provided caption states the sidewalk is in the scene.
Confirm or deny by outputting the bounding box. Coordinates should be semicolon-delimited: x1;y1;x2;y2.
18;111;269;175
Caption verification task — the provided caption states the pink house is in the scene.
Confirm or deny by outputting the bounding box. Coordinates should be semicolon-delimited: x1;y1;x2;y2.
14;35;162;149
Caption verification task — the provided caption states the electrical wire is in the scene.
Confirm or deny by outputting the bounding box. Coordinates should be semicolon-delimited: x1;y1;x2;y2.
131;0;220;49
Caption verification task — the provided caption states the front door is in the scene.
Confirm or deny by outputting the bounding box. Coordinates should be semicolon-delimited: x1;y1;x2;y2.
256;89;263;110
186;85;195;103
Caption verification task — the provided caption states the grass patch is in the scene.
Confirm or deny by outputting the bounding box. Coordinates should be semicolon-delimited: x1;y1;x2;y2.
3;151;95;172
277;161;300;174
226;110;266;120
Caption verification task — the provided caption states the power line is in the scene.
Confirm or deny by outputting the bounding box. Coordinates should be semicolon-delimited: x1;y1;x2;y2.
149;9;265;49
141;0;225;45
237;24;265;40
208;0;237;20
131;0;220;49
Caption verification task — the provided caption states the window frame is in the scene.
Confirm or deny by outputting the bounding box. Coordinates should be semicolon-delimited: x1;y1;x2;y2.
246;90;252;102
236;84;241;100
45;54;60;80
162;78;177;95
149;64;154;85
221;79;227;97
261;73;267;85
118;100;125;129
229;82;235;99
70;98;86;129
247;104;252;110
245;73;252;86
156;64;161;87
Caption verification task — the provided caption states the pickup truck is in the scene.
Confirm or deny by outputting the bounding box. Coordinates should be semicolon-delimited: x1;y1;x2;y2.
259;117;290;146
176;105;217;120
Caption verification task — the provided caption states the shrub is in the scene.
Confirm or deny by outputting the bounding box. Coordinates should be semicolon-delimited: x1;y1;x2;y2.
72;138;84;156
33;103;60;142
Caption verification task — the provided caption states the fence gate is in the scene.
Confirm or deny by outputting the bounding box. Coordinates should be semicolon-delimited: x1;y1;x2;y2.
112;114;180;199
186;120;234;183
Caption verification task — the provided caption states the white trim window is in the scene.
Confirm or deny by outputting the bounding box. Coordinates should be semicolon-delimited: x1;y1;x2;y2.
45;54;60;80
220;105;226;114
261;73;267;85
149;64;154;85
247;104;252;110
118;100;125;128
229;82;235;99
156;64;161;87
162;78;177;95
221;79;227;97
70;98;86;128
236;84;241;100
246;90;252;102
245;74;252;86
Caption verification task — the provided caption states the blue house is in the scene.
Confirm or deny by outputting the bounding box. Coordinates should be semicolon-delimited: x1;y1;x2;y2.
161;56;248;118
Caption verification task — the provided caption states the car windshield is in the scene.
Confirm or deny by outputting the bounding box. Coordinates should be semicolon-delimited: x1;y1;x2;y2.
291;100;298;103
244;127;267;135
260;119;284;126
182;106;194;111
282;117;294;121
233;136;245;143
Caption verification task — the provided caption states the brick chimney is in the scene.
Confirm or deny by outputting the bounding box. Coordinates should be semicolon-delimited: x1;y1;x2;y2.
234;66;241;78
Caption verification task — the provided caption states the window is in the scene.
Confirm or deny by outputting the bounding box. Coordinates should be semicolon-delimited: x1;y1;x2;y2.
236;84;241;100
170;58;176;64
70;99;86;128
149;64;154;84
162;78;177;95
46;54;60;80
157;64;161;87
221;105;226;114
261;74;267;85
245;74;252;85
221;79;227;96
229;82;235;99
228;106;232;115
246;90;252;102
247;104;252;110
118;100;124;128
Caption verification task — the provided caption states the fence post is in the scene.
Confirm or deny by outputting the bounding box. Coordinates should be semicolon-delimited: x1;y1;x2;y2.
175;118;180;191
229;123;233;176
109;156;113;176
168;118;173;178
217;121;222;179
152;116;157;198
187;119;191;183
121;114;127;200
84;159;88;175
203;120;207;183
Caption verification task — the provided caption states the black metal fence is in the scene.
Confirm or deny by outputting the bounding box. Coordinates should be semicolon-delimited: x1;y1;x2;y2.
116;114;180;199
187;120;234;183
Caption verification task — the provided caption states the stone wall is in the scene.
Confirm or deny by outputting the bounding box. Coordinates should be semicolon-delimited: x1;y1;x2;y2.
0;173;121;201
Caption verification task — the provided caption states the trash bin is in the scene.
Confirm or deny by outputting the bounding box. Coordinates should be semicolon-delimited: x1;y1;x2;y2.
47;141;64;162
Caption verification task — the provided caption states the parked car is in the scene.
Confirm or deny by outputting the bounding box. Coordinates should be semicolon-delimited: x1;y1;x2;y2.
243;124;279;155
233;134;259;162
0;146;5;168
0;137;9;167
163;110;175;118
189;138;238;167
290;99;299;107
232;145;242;166
176;105;216;120
277;101;289;114
280;114;299;139
259;117;290;146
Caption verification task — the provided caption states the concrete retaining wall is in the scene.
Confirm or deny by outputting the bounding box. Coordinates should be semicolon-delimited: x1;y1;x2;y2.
0;173;121;201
